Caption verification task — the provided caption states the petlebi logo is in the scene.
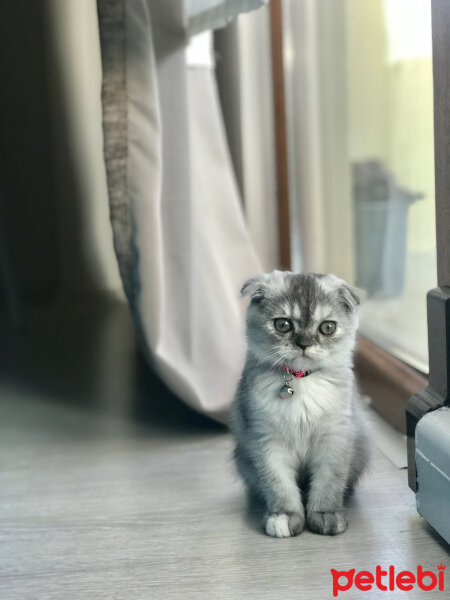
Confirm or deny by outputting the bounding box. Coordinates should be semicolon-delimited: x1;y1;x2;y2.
331;564;446;597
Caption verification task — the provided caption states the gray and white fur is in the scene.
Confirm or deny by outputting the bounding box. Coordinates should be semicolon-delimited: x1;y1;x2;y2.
232;271;370;537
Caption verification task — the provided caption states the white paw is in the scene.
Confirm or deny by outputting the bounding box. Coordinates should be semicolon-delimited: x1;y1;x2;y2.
265;512;304;538
265;514;290;537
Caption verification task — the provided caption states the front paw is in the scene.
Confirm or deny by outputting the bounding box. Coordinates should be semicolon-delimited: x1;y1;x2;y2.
265;512;305;538
307;510;348;535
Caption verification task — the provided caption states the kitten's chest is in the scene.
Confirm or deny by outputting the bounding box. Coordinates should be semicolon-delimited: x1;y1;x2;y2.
254;372;345;436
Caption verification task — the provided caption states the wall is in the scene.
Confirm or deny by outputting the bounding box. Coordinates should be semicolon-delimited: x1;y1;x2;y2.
0;3;58;302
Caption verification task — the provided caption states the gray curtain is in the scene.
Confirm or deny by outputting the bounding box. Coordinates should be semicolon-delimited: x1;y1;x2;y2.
96;0;262;422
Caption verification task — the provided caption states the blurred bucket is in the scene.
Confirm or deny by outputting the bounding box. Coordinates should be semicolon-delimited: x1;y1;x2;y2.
353;160;421;298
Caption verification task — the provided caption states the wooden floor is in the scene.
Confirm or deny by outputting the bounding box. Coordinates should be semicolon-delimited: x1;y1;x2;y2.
0;297;448;599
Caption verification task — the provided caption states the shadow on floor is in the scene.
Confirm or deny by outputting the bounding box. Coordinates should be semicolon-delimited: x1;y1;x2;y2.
0;293;226;436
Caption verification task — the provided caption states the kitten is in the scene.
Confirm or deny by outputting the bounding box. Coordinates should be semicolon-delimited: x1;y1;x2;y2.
232;271;370;537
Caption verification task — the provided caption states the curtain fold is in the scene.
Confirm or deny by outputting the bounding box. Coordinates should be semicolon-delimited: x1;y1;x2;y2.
97;0;261;423
185;0;268;36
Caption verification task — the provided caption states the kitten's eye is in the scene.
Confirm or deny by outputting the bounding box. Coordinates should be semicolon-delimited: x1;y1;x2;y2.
274;318;293;333
319;321;336;335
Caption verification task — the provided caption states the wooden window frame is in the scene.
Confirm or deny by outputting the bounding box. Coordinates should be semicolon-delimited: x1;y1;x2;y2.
356;336;427;434
270;0;291;270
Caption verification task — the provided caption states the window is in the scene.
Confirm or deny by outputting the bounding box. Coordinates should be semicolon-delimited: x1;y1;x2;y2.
284;0;436;373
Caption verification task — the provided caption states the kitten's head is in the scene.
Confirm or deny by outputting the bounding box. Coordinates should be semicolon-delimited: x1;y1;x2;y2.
241;271;359;371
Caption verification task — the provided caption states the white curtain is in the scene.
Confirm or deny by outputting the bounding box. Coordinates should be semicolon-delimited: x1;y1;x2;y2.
185;0;268;36
283;0;354;282
214;7;279;273
97;0;262;423
234;6;279;272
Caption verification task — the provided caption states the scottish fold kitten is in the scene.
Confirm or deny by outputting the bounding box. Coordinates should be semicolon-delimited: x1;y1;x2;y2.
232;271;370;537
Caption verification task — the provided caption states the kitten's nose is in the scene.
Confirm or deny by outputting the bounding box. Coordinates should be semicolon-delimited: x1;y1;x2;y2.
295;333;314;350
298;343;312;351
295;337;314;350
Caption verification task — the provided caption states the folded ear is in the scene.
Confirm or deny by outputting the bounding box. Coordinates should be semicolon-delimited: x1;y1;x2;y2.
240;275;266;302
241;270;287;302
339;284;360;312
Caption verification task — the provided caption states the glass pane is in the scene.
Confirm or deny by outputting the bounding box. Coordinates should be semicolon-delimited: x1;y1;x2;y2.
284;0;436;372
348;0;436;371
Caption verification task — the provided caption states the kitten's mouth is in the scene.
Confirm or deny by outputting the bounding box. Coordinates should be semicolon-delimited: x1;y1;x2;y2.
286;353;315;369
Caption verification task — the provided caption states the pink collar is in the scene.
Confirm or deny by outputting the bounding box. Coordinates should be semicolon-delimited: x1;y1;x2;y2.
282;365;311;379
